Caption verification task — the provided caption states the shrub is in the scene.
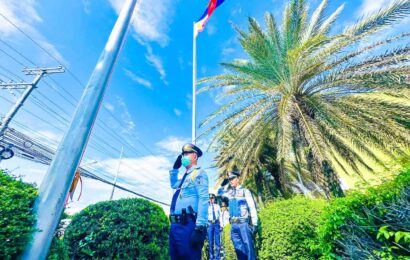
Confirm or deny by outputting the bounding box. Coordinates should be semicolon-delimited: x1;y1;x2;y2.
202;224;236;260
0;170;37;259
64;198;169;259
317;169;410;259
47;237;69;260
222;224;237;260
257;196;326;259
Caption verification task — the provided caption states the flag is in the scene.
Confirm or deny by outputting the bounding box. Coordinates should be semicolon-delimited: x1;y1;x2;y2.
194;0;225;37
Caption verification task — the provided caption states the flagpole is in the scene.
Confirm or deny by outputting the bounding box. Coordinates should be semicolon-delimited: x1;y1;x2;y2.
192;22;197;144
21;0;138;258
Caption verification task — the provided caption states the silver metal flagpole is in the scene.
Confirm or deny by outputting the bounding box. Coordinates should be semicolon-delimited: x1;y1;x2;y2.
21;0;138;258
192;22;197;144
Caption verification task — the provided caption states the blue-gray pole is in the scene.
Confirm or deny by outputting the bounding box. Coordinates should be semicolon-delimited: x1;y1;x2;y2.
21;0;138;258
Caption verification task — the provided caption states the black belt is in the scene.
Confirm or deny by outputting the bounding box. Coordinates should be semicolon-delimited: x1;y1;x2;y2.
208;220;220;224
230;217;248;224
169;214;196;224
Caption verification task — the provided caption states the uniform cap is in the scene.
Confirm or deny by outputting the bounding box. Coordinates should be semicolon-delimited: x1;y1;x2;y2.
228;171;240;179
182;143;203;157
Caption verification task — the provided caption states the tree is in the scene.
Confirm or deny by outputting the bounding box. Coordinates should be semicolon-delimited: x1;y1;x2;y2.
199;0;410;198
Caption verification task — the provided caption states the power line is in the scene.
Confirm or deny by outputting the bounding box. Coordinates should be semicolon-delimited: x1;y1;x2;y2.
0;33;156;158
0;39;36;67
0;104;170;189
0;12;169;180
0;64;25;81
0;63;145;160
0;44;153;158
0;47;26;67
0;122;170;206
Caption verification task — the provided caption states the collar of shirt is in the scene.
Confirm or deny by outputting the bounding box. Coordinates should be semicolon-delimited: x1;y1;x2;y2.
186;165;200;175
233;185;243;190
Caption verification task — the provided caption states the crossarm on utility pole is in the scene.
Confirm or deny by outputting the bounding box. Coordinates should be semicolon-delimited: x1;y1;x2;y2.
0;66;65;138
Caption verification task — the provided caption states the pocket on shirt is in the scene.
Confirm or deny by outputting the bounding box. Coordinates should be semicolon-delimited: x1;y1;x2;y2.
180;185;196;198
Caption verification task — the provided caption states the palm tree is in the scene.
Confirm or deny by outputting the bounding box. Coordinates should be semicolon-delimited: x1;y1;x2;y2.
199;0;410;198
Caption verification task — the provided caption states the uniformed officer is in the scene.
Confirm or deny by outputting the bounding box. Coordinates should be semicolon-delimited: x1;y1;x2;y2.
208;193;221;260
219;201;230;230
169;143;209;260
218;171;258;260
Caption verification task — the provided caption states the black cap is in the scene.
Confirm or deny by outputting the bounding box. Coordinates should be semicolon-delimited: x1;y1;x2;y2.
228;171;240;179
209;193;216;198
182;143;203;157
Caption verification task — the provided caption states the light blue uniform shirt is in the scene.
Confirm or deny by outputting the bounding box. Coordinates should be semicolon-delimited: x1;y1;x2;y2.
218;185;258;226
169;166;209;226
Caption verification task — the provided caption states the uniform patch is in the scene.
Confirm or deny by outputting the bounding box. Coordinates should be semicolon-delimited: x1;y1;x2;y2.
196;175;204;185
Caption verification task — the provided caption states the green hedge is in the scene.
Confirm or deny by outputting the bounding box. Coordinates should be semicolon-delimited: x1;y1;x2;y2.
257;196;326;259
64;198;169;259
0;170;37;259
47;236;69;260
317;169;410;259
222;224;237;260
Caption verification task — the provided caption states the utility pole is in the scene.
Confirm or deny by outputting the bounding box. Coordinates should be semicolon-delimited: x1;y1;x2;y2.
110;146;123;200
22;1;139;258
0;66;64;162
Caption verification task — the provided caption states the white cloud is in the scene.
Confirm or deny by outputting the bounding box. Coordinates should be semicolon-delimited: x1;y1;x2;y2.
104;103;115;112
156;136;190;154
186;94;192;109
173;108;182;116
108;0;175;47
357;0;392;17
231;7;242;16
178;56;186;71
207;24;217;35
145;44;167;83
116;96;136;134
222;47;235;56
108;0;171;84
66;153;174;214
123;68;152;89
200;66;207;75
0;0;66;65
37;130;62;145
81;0;92;14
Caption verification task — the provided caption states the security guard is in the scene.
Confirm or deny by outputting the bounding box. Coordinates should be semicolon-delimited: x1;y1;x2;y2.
218;171;258;260
169;143;209;260
208;193;221;260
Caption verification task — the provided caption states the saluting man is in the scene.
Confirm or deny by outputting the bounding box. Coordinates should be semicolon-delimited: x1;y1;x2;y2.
218;171;258;260
208;193;221;260
169;143;209;260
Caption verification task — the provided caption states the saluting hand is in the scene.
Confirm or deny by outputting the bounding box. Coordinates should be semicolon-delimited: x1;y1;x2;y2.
173;154;182;169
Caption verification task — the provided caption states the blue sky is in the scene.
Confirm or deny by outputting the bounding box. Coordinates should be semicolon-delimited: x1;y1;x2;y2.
0;0;406;213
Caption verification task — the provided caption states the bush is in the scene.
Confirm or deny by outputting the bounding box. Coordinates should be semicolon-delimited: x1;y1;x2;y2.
317;169;410;259
64;198;169;259
47;237;69;260
0;170;37;259
202;224;236;260
222;224;237;260
257;196;326;259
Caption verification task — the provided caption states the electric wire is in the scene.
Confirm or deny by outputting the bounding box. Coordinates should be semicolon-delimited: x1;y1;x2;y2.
0;43;154;158
0;12;156;157
1;113;170;206
0;12;174;191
